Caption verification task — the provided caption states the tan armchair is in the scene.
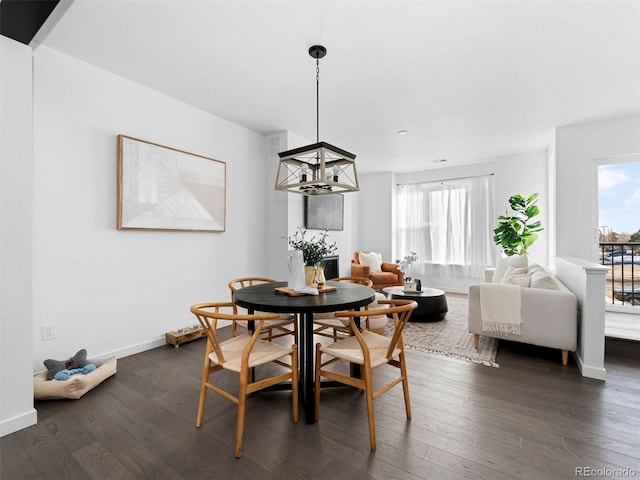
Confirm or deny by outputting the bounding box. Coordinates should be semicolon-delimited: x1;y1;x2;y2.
351;251;404;290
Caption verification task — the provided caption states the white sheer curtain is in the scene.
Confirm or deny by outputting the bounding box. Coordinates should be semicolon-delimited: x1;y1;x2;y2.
395;175;495;279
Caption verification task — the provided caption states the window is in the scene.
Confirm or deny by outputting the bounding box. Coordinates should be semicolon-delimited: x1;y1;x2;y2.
395;174;494;279
597;158;640;307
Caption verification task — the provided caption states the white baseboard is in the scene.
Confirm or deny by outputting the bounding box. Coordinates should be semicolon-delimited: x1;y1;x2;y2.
0;408;37;437
574;351;607;380
96;336;167;361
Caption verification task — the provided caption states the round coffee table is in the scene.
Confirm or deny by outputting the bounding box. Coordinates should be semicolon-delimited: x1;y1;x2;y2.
382;286;448;322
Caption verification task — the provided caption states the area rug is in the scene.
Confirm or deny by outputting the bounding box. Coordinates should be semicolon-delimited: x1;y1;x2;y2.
384;295;499;367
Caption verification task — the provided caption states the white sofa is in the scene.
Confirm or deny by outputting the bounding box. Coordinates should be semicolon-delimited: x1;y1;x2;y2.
468;256;578;365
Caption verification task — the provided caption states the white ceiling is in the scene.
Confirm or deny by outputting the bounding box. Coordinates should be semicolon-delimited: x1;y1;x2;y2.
39;0;640;174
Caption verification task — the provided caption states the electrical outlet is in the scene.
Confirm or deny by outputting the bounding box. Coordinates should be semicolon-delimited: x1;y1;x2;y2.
42;324;56;341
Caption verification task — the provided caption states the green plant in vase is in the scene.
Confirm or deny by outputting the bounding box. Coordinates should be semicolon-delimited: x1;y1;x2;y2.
493;193;543;256
397;251;418;281
288;227;337;286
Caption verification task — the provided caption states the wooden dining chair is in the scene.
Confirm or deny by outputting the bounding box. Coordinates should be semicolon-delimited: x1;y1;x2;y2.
313;277;387;340
228;277;298;342
314;299;417;451
191;302;298;458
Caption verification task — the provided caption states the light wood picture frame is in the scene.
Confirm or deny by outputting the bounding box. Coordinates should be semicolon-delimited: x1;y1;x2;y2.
117;135;226;231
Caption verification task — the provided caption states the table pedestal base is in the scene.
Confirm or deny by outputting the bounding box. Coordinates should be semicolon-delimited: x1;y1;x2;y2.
263;311;362;424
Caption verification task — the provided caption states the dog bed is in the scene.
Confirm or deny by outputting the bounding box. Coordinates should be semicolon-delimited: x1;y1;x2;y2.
34;357;117;400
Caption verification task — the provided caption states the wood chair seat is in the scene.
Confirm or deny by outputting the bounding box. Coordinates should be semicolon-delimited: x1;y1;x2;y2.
210;334;296;372
317;330;401;367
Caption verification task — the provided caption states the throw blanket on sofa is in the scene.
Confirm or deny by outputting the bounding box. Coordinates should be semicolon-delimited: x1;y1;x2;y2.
480;284;522;334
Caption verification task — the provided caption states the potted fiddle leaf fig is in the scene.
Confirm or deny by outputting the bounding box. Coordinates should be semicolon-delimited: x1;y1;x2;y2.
493;193;543;256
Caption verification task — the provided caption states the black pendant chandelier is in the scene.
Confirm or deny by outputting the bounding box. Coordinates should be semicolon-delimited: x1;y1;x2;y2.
275;45;359;195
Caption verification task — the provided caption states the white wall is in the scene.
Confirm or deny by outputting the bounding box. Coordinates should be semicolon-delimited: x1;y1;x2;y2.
265;132;290;281
0;36;38;436
556;114;640;261
31;46;270;372
494;150;549;267
357;172;395;261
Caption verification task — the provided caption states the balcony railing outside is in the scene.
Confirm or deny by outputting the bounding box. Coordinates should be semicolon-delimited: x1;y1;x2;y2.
599;242;640;306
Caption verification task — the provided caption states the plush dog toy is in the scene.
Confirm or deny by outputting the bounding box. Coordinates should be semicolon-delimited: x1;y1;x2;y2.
53;364;96;381
44;349;92;380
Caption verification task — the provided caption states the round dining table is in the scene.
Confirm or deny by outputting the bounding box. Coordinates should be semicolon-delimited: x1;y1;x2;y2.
233;280;376;424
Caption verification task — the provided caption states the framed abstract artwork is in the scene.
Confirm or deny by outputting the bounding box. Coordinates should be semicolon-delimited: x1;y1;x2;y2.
117;135;226;231
304;194;344;231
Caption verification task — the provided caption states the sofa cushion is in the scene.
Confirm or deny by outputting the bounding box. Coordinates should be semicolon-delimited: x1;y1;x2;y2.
502;266;531;287
530;270;563;290
493;255;528;283
506;275;532;287
527;263;546;275
358;251;383;273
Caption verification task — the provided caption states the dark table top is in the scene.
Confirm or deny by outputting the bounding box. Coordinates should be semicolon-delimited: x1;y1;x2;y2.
233;281;376;314
382;286;445;298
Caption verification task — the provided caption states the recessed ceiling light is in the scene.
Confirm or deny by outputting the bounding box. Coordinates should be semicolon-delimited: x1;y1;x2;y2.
432;158;447;163
397;130;409;135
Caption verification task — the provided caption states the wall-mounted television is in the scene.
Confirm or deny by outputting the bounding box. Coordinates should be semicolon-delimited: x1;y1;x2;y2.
304;194;344;231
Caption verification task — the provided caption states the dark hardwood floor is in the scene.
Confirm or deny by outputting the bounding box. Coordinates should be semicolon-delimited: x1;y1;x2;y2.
2;329;639;480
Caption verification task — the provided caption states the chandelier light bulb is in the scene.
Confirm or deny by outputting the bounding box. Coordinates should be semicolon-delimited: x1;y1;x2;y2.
332;165;340;182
